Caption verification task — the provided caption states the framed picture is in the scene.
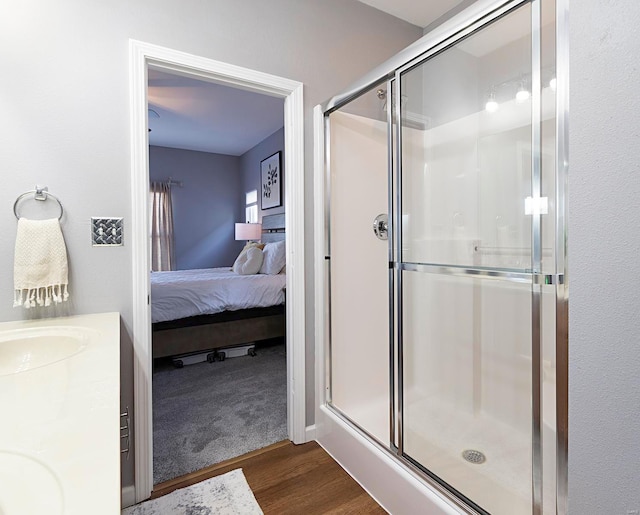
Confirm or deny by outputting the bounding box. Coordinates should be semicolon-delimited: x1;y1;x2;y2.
260;151;282;210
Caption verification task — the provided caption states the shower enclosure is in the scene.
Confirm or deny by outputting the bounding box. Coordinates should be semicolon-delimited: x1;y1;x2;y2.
317;0;567;513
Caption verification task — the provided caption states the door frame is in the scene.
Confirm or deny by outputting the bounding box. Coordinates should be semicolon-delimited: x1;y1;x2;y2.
129;39;306;503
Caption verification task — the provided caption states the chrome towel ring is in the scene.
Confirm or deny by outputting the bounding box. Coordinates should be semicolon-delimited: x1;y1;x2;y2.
14;186;64;221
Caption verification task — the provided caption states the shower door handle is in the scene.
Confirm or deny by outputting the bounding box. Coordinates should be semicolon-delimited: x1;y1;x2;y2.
373;213;388;240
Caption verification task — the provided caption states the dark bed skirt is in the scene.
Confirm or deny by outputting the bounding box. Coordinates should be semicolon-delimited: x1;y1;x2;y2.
152;305;285;359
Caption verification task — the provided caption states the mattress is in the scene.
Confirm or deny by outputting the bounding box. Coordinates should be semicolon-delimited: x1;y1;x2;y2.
151;267;286;323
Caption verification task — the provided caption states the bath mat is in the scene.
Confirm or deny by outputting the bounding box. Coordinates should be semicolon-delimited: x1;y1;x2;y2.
122;469;263;515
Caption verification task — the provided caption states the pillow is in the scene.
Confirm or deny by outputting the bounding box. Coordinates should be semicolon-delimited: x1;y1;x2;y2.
229;241;265;270
232;246;264;275
259;240;286;275
241;241;265;252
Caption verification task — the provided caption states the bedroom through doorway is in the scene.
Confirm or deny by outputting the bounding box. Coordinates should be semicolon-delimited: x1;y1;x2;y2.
146;67;288;486
130;41;306;503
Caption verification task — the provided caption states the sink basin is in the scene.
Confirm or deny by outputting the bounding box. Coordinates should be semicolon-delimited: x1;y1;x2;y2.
0;327;89;376
0;450;64;515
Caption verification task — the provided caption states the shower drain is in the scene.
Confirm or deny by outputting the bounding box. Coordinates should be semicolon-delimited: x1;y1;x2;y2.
462;449;486;464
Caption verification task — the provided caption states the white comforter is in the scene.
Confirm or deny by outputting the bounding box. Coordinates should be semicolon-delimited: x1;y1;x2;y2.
151;267;286;323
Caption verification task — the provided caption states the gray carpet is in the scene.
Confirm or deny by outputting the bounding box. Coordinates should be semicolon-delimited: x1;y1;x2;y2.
152;340;287;485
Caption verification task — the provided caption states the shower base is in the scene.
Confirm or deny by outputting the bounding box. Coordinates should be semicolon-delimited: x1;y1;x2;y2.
338;388;556;515
403;393;531;515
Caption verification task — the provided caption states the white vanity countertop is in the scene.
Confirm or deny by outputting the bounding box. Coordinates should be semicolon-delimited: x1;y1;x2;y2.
0;312;120;515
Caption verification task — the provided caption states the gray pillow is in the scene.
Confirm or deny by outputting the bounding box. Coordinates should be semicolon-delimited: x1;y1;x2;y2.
259;240;286;275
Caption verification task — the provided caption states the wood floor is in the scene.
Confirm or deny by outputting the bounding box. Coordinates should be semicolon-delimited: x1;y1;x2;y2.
152;440;387;514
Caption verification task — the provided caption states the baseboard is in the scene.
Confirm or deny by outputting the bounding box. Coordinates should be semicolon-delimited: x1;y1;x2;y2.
305;424;317;442
121;485;136;508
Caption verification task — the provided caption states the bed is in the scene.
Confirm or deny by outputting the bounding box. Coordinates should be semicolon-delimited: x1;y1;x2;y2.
151;214;286;359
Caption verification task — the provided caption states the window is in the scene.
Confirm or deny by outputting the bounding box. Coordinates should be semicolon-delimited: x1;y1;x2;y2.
246;189;258;223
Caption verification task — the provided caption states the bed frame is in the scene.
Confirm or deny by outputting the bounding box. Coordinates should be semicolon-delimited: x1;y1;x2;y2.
152;213;286;359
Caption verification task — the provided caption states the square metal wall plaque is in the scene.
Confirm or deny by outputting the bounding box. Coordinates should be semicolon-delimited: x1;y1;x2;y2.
91;217;123;246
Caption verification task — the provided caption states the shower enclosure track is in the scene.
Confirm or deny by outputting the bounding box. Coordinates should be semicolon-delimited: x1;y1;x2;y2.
319;0;568;513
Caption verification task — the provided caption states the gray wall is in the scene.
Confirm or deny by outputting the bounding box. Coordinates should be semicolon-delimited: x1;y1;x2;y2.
569;1;640;512
0;0;422;492
149;146;243;269
240;127;285;221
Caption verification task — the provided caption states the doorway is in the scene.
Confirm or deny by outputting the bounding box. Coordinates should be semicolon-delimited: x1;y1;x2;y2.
129;40;306;503
147;68;287;484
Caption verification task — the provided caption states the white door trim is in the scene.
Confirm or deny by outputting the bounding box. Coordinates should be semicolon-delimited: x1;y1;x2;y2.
129;39;306;503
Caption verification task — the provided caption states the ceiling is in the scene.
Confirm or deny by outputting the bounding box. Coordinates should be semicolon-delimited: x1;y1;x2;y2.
356;0;467;28
147;2;468;155
148;68;284;156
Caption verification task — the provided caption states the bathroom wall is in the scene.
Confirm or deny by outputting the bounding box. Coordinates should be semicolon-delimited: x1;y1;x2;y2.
149;146;244;269
239;127;285;222
569;1;640;512
0;0;423;493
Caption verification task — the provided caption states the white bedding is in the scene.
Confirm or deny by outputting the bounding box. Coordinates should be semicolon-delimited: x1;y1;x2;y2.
151;267;286;323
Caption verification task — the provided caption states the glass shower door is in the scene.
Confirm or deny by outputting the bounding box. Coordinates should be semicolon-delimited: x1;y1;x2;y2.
327;84;392;446
397;4;552;514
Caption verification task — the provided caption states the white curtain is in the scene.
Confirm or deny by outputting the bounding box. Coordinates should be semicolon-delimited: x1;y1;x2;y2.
150;181;175;271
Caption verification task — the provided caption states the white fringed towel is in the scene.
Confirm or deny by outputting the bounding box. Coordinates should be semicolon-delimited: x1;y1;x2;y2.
14;218;70;308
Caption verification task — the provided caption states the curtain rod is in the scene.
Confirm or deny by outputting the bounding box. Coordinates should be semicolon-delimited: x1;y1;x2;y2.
150;177;183;187
164;176;183;187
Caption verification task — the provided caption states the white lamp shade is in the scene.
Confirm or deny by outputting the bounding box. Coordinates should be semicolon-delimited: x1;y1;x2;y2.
235;222;262;241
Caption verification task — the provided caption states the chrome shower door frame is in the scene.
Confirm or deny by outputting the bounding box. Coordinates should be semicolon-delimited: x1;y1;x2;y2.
319;0;568;512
